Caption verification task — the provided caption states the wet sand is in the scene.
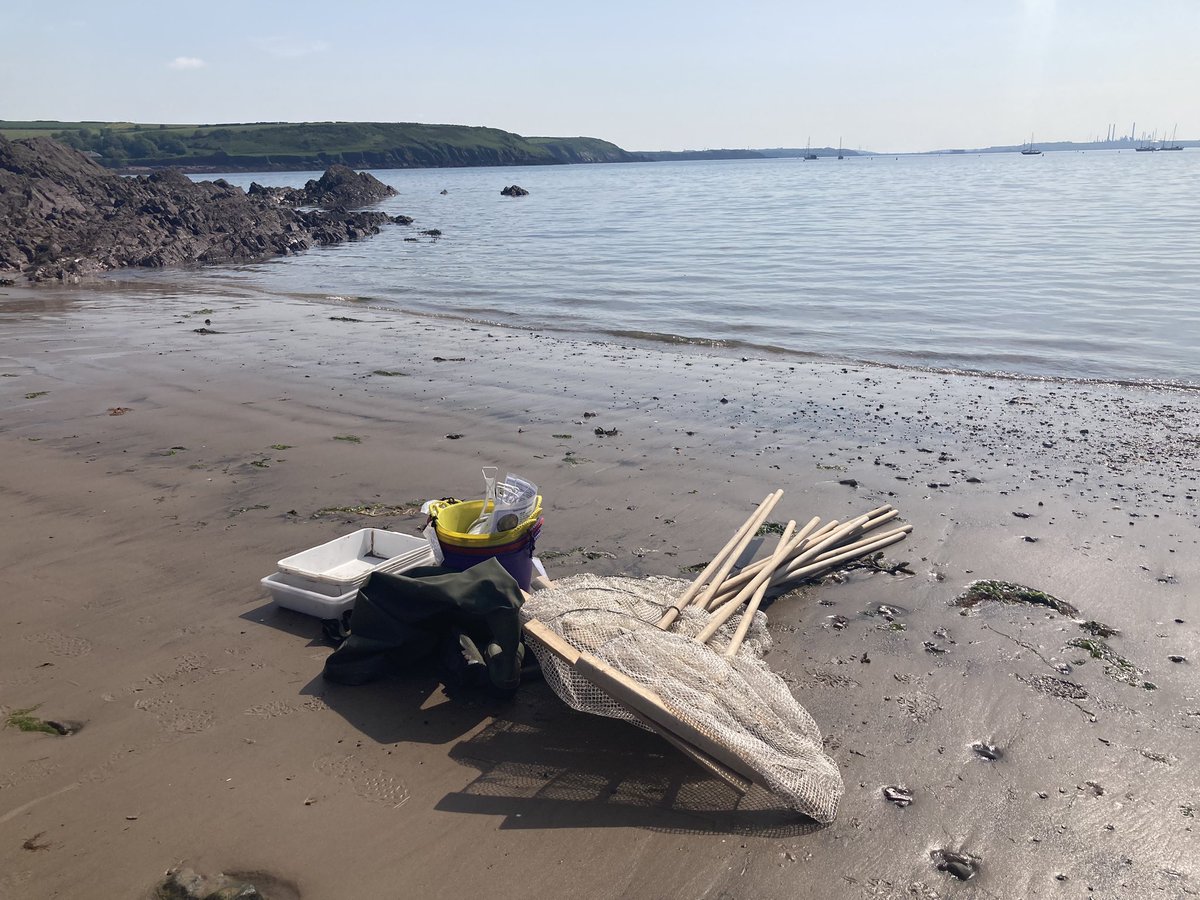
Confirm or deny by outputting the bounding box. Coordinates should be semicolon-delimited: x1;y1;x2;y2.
1;282;1197;899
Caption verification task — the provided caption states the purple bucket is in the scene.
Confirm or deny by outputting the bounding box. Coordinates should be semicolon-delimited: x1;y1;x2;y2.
436;519;543;591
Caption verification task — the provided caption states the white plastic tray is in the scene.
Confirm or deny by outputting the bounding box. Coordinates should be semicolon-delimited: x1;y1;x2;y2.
277;529;432;588
261;572;357;619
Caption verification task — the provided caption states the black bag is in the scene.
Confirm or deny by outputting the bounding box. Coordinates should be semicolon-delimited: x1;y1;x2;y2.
322;558;526;694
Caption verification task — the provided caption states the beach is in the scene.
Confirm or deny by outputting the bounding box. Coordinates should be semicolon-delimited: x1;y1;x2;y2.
1;282;1197;899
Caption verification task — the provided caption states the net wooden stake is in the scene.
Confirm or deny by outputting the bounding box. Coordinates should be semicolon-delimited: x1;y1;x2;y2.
523;618;754;793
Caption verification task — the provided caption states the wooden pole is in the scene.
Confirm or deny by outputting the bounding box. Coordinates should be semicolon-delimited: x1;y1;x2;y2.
704;514;867;611
695;520;797;643
769;528;911;588
709;522;912;605
655;490;782;630
572;653;763;786
723;521;800;657
522;618;752;793
701;515;819;606
685;488;785;611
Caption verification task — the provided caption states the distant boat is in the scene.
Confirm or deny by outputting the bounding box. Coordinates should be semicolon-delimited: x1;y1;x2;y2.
837;137;844;160
804;136;817;160
1163;125;1183;151
1020;133;1042;155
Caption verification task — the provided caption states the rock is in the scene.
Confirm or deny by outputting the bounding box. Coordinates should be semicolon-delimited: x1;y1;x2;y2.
0;136;403;282
931;849;981;881
296;164;397;207
154;867;263;900
972;741;1003;761
500;184;529;197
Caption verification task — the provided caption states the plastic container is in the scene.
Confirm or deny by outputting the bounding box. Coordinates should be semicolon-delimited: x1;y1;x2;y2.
261;572;358;619
277;529;432;591
429;498;543;590
427;497;542;547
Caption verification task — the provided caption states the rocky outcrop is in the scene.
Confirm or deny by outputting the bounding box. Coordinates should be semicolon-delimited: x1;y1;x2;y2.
248;164;396;209
0;137;403;282
500;185;528;197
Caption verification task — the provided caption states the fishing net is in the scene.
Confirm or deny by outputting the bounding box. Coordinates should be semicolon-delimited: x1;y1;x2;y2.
521;573;844;824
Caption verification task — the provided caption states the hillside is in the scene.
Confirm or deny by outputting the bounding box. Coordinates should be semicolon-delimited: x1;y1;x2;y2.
0;121;643;172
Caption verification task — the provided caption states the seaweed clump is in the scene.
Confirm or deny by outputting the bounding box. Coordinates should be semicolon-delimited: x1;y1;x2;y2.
1068;637;1152;688
4;706;68;735
953;580;1078;617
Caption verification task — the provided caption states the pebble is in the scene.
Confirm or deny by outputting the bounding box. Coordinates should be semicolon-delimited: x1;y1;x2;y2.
972;741;1003;761
932;849;980;881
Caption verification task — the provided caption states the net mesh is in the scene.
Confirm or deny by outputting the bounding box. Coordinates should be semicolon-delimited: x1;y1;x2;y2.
522;573;844;823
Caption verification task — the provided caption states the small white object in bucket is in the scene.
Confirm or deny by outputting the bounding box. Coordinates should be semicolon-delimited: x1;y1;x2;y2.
424;522;444;564
489;474;538;534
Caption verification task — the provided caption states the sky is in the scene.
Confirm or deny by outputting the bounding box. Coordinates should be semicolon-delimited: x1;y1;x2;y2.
2;1;1197;153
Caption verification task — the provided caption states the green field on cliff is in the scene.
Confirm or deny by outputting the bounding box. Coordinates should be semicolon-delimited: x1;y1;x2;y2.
0;120;641;171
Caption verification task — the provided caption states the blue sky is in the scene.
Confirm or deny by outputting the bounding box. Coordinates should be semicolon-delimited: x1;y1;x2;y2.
3;1;1196;152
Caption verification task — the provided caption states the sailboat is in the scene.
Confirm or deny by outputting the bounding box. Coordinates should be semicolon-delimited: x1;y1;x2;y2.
1020;133;1042;155
1135;129;1159;151
1163;125;1183;151
803;137;817;160
837;137;844;160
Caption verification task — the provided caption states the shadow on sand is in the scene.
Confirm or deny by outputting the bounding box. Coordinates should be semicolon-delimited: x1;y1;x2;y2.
249;599;823;836
436;683;825;837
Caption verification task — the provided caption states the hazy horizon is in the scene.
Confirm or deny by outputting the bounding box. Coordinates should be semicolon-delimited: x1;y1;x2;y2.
3;0;1196;154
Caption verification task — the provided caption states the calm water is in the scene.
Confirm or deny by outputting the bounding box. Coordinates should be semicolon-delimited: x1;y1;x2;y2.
165;152;1198;386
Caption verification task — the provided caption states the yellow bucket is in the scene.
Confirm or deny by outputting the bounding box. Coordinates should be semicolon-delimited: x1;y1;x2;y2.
427;497;543;548
428;497;544;590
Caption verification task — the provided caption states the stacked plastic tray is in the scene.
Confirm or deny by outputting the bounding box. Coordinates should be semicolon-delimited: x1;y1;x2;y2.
261;528;434;618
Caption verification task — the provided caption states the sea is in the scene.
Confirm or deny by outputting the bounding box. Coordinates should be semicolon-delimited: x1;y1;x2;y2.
146;151;1199;387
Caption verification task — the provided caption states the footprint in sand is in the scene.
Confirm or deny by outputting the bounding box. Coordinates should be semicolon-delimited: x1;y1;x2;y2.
0;758;60;793
893;691;943;724
244;696;328;718
0;870;35;897
135;694;215;734
244;699;298;719
128;653;214;692
314;753;410;808
24;630;92;658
